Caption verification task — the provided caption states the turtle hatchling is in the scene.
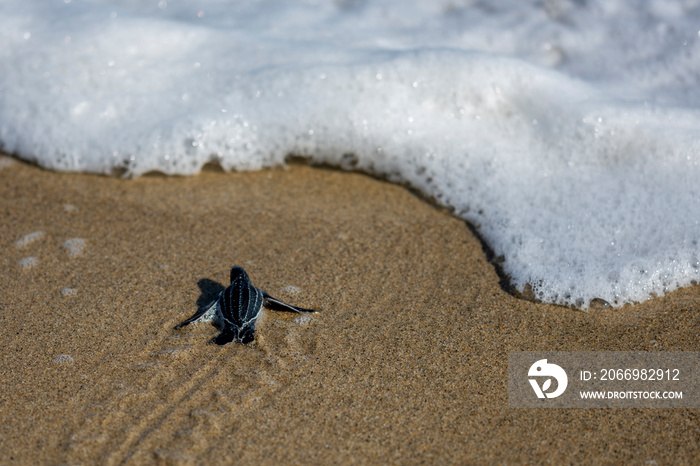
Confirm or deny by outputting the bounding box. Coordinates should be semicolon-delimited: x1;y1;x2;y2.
175;266;317;345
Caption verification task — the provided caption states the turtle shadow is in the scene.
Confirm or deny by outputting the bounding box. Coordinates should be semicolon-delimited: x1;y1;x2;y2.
173;278;227;333
196;278;225;312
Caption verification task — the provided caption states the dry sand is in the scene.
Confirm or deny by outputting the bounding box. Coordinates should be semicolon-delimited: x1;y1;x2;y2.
1;154;699;464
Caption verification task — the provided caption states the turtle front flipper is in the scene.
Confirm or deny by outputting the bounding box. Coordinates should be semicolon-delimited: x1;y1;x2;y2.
262;292;317;313
174;298;220;329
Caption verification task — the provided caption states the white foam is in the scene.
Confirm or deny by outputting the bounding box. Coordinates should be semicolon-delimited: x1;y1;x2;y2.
0;155;15;169
61;287;77;296
62;238;86;257
52;354;75;364
281;285;302;295
2;1;700;307
14;231;45;248
294;314;313;326
18;257;38;269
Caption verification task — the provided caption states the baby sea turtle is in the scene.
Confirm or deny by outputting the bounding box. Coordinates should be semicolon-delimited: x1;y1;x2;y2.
175;266;317;345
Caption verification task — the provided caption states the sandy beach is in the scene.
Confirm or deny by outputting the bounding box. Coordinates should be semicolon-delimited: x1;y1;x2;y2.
1;154;699;464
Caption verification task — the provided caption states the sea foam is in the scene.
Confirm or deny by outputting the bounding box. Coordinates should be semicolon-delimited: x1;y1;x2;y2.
14;231;45;248
62;238;86;258
1;0;699;307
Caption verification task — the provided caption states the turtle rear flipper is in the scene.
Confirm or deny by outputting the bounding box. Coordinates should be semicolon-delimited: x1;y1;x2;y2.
262;292;316;313
209;328;237;346
209;325;255;345
237;326;256;344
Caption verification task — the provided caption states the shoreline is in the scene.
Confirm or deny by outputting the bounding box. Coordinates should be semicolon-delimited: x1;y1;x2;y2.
1;156;699;463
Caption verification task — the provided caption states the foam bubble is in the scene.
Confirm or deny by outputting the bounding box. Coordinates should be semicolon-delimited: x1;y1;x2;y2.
18;256;38;269
61;287;77;296
0;155;15;169
294;314;313;326
281;285;302;295
52;354;75;364
14;231;45;248
62;238;86;257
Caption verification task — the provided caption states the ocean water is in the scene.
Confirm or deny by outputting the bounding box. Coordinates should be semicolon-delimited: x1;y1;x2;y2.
2;0;700;308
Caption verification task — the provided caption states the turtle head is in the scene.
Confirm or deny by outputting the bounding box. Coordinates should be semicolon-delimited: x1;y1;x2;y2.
230;266;248;284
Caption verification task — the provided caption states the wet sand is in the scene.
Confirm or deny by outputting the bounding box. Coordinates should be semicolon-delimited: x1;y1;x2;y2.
1;155;699;464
